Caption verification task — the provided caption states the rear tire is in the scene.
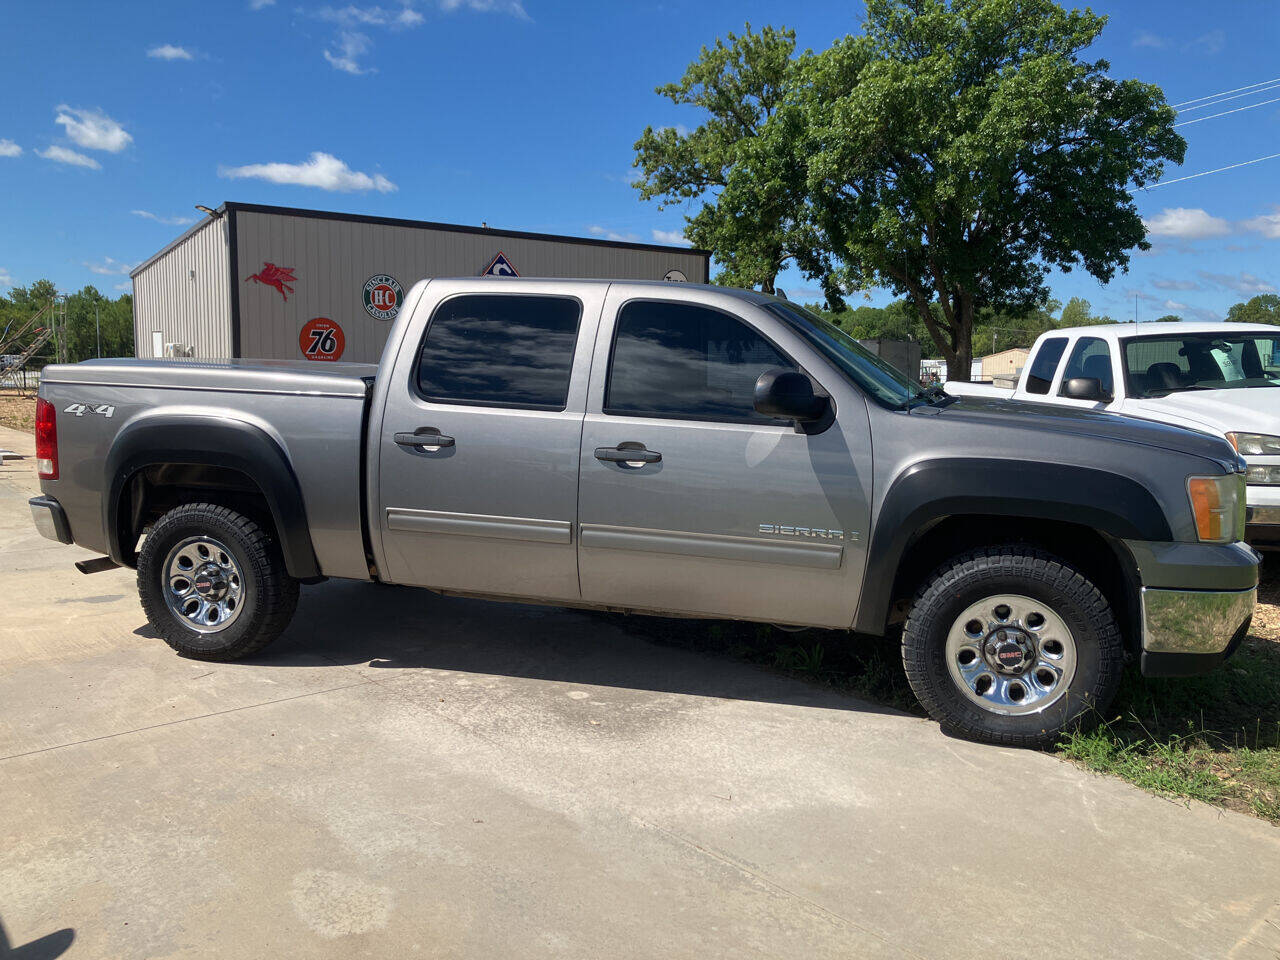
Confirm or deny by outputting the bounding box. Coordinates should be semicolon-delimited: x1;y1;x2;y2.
901;545;1123;748
138;502;299;661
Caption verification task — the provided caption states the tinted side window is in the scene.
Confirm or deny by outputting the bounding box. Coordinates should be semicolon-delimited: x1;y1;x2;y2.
1059;337;1114;396
1025;338;1067;394
605;301;795;422
416;294;581;410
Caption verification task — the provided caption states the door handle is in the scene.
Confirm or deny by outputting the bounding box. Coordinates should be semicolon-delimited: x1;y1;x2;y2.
395;428;455;450
594;443;661;467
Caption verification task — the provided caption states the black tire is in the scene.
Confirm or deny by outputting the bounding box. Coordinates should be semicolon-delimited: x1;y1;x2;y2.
138;502;299;661
901;545;1124;748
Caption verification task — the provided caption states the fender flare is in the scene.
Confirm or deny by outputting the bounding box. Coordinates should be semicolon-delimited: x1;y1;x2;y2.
103;415;320;579
853;458;1171;635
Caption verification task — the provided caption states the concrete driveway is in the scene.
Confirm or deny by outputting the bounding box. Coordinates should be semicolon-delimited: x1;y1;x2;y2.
1;422;1278;960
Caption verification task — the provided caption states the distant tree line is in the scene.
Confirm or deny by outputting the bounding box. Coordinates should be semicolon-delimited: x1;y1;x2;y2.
0;279;134;366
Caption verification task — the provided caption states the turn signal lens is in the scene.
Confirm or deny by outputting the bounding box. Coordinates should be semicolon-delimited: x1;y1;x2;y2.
1187;474;1243;543
35;397;58;480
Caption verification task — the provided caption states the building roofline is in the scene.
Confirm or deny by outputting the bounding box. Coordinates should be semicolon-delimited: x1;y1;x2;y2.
129;208;228;278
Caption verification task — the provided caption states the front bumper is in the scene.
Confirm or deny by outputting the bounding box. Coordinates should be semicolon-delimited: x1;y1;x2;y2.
1140;585;1256;677
29;495;73;544
1246;504;1280;548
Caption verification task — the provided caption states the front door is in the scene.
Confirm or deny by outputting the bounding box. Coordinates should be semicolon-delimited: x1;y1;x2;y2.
375;286;599;601
576;292;872;629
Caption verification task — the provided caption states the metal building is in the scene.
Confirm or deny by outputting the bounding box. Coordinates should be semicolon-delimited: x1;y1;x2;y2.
130;201;711;363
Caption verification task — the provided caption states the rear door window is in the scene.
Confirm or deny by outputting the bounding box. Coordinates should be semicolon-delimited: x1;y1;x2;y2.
415;294;581;410
1025;338;1067;394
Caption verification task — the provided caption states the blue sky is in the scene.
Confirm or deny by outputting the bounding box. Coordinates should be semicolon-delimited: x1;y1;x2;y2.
1;0;1277;323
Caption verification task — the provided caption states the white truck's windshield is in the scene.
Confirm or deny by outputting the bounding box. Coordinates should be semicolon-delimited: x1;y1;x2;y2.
1123;332;1280;398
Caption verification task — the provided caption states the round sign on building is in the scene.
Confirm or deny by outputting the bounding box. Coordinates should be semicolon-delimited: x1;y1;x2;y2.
363;274;403;321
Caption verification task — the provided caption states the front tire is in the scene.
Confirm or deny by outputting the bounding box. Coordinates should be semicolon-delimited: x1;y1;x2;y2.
138;503;299;661
901;546;1124;748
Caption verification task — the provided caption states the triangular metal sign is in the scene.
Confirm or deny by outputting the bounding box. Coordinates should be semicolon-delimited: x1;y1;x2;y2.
481;251;520;277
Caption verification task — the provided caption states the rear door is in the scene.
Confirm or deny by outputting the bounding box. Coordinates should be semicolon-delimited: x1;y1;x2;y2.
374;282;602;601
575;289;872;629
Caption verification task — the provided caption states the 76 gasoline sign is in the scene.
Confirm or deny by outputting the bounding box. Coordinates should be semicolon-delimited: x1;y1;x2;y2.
363;274;403;320
299;317;345;361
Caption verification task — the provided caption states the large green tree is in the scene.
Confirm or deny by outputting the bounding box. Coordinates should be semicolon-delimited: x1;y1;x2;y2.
1226;294;1280;326
632;25;833;295
802;0;1185;379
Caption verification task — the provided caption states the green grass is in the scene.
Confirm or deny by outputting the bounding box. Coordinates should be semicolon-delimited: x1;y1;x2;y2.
1058;636;1280;822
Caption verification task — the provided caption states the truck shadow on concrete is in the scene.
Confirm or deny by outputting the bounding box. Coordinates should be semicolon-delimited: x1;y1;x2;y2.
235;579;910;717
0;919;74;960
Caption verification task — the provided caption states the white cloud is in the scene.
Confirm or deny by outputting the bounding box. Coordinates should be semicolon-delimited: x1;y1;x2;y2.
318;5;424;27
1152;278;1199;291
440;0;529;18
1190;29;1226;55
84;257;137;276
37;145;101;169
148;44;194;60
132;209;196;226
249;0;275;8
652;228;692;247
588;225;640;242
324;31;374;74
114;282;132;291
0;139;20;157
1161;299;1189;311
1142;207;1230;239
219;151;396;192
1198;271;1277;295
0;268;15;288
54;105;132;153
1242;206;1280;240
1132;31;1168;49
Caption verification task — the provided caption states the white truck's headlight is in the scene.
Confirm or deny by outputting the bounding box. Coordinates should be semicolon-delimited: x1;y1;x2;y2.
1246;464;1280;485
1227;432;1280;456
1187;473;1246;543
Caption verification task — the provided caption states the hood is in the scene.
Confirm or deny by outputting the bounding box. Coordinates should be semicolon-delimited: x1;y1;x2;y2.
934;394;1239;468
1127;386;1280;435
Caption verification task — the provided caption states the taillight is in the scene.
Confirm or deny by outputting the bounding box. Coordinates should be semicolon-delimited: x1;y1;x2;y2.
35;397;58;480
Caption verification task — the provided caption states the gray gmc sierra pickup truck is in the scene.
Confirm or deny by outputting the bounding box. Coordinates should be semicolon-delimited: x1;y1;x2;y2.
30;278;1259;745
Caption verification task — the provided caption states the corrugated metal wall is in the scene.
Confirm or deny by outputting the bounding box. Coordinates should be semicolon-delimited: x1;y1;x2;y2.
234;210;710;362
131;217;231;358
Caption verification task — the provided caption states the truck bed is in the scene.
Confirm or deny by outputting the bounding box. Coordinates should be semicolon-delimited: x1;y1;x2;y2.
39;357;377;581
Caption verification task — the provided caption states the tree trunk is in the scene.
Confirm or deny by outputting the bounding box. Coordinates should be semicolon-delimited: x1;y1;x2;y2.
946;344;972;382
947;296;976;381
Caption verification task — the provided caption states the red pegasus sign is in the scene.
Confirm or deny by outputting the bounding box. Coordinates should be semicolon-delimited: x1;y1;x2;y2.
245;262;297;301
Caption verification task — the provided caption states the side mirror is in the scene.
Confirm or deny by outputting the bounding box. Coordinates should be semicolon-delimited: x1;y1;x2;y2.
1061;377;1110;402
754;369;828;422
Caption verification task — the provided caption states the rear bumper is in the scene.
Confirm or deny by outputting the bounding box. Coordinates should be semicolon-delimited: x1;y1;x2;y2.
1139;585;1256;677
29;495;73;544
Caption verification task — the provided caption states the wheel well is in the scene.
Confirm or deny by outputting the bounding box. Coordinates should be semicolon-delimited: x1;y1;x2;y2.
888;515;1142;656
116;463;277;566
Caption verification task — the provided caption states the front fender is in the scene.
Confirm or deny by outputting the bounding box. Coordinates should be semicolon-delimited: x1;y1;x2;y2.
103;415;320;579
853;458;1172;635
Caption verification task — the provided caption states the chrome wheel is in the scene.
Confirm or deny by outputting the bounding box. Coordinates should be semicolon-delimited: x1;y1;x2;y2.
945;594;1076;716
162;536;246;633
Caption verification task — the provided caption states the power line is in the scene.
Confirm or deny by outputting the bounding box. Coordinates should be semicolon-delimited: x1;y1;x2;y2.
1170;76;1280;109
1173;94;1280;126
1176;81;1280;114
1145;150;1280;188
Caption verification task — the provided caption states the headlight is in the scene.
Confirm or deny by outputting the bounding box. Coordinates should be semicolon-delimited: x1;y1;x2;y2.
1246;464;1280;485
1187;473;1246;543
1227;432;1280;456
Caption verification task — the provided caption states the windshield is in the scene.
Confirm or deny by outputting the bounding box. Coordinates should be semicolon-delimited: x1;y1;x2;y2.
762;301;928;408
1123;332;1280;398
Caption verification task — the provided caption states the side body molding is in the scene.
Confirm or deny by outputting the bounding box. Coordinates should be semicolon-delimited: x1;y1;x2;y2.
103;415;321;579
853;458;1172;635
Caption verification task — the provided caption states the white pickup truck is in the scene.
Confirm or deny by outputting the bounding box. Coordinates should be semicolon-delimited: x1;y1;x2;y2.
945;321;1280;547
